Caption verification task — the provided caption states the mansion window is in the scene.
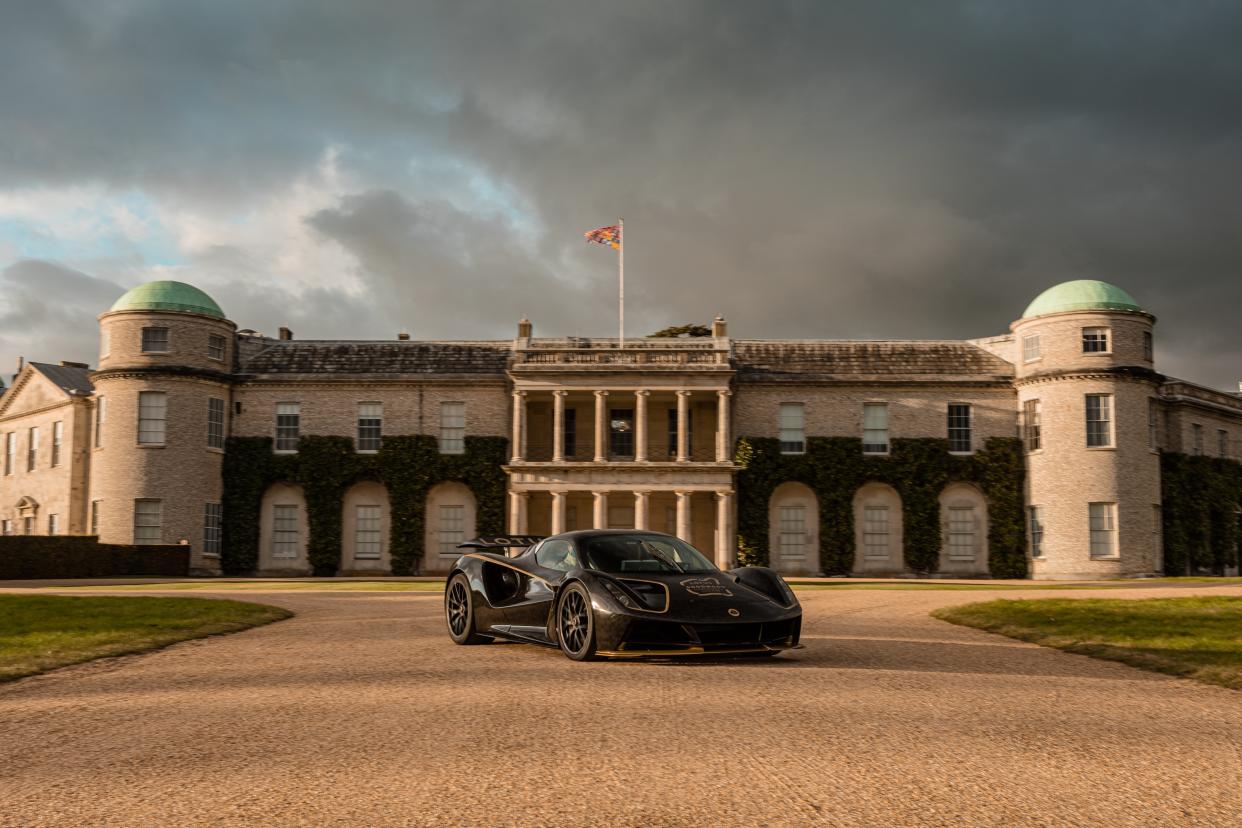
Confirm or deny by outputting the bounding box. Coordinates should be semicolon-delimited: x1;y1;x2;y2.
1085;394;1113;448
141;326;170;353
4;432;13;475
1192;423;1203;456
1219;429;1230;460
1148;399;1160;450
947;506;979;561
271;505;300;558
1082;327;1110;353
778;505;808;564
778;403;805;455
357;402;383;452
1143;331;1153;361
1;520;10;536
95;396;106;448
48;514;59;535
90;501;100;535
23;516;33;535
862;403;889;454
862;505;889;560
27;427;38;471
438;505;465;555
439;402;465;454
133;499;163;545
138;391;167;445
355;505;382;559
1023;399;1042;451
275;403;301;452
563;408;577;458
1089;502;1118;558
203;503;222;556
1028;506;1044;558
51;421;63;467
207;398;226;449
208;334;226;361
947;403;972;453
1022;334;1041;362
608;408;633;458
663;408;686;458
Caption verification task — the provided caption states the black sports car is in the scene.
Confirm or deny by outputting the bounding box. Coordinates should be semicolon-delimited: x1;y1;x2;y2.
443;530;802;660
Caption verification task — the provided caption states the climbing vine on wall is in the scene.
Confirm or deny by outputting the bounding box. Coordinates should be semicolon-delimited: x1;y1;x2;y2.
1159;452;1242;575
734;436;1028;578
221;434;508;576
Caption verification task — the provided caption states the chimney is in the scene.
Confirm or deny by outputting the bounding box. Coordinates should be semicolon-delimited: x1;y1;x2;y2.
15;356;24;376
60;360;89;369
712;316;727;338
397;332;411;341
278;327;293;341
518;317;533;339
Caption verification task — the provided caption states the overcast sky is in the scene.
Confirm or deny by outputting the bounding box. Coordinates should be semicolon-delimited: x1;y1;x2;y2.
2;1;1240;388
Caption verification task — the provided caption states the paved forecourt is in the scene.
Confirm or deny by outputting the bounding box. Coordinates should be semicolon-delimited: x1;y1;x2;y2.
1;584;1240;828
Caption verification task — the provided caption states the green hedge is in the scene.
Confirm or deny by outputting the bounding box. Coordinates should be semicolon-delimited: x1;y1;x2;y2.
221;434;508;576
1160;452;1242;575
734;436;1027;577
0;536;189;579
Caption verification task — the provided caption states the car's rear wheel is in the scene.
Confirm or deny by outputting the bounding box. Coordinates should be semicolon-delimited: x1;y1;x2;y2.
557;583;598;661
445;573;491;644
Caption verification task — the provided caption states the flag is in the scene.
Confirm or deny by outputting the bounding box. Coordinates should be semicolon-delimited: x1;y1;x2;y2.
584;224;621;250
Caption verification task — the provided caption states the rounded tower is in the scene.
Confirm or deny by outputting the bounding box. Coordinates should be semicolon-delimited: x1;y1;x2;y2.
1012;279;1161;579
90;281;235;574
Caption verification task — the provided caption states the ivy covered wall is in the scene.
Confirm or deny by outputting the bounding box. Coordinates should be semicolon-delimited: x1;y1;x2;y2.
221;434;508;575
734;436;1028;578
1160;452;1242;575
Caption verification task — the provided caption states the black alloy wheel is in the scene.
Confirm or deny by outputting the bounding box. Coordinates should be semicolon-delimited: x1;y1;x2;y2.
445;573;491;645
557;582;598;661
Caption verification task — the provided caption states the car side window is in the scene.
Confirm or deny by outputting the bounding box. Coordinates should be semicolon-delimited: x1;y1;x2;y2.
535;539;579;572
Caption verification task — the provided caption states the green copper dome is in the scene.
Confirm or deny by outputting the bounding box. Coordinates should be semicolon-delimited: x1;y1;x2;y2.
1022;279;1143;319
110;281;225;318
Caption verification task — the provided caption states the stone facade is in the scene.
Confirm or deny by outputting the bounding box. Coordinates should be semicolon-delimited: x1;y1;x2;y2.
2;278;1240;579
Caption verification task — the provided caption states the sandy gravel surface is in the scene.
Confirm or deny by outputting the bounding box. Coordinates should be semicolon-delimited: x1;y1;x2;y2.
2;585;1240;828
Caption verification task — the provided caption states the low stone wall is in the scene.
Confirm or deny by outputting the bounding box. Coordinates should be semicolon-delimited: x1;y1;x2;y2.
0;536;190;579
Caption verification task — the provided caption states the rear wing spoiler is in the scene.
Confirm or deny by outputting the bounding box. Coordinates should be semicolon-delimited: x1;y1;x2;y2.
457;535;545;550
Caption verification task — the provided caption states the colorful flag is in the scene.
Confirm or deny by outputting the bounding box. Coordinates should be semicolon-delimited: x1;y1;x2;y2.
584;224;621;250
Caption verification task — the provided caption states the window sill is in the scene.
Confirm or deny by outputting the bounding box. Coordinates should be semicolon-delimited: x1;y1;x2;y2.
1081;351;1113;357
356;450;380;455
1026;449;1043;456
207;447;225;454
137;444;166;449
141;351;171;356
1090;555;1122;561
948;451;974;456
1085;446;1116;452
273;450;298;455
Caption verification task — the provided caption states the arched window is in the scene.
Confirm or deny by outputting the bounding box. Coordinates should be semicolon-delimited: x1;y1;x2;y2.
424;482;478;573
939;483;989;575
767;482;819;576
342;481;391;573
852;483;903;573
259;483;309;574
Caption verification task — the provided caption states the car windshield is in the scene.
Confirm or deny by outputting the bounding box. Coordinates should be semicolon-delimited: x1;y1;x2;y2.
579;534;718;574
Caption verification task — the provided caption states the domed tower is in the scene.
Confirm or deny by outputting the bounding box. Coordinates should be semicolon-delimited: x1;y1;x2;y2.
1012;280;1161;579
91;281;235;574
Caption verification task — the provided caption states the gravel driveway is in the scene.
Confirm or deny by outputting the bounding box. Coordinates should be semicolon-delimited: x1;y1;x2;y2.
2;585;1240;827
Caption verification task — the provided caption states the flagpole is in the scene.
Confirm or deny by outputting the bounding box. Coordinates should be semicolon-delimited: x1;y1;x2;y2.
618;216;625;349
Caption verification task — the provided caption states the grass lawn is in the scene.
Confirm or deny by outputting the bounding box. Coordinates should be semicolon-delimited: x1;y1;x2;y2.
0;595;291;682
933;596;1242;690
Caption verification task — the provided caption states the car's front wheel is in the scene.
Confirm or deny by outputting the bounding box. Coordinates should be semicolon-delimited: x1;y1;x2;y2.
556;582;598;661
445;573;492;645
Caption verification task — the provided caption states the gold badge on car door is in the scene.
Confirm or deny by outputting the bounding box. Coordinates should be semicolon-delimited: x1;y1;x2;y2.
727;608;740;617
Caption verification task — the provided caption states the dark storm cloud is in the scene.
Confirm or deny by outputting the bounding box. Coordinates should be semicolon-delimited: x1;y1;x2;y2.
1;1;1241;385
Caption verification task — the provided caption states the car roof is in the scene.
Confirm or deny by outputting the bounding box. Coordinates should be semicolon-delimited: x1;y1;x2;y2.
551;529;676;542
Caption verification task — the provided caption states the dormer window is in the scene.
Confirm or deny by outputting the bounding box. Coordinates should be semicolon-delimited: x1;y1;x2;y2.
208;334;226;361
142;327;170;353
1082;327;1110;353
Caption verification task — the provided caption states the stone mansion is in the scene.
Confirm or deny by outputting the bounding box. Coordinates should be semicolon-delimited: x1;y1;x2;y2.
1;278;1239;580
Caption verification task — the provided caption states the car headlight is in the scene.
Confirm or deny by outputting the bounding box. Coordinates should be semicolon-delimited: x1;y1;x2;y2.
601;579;640;610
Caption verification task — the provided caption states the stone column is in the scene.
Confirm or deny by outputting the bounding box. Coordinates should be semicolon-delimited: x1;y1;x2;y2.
715;390;731;462
676;391;691;462
634;491;650;530
510;390;527;463
593;390;610;462
508;491;529;534
592;491;609;529
634;390;650;462
675;490;692;541
552;390;567;462
714;490;732;569
551;491;567;534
